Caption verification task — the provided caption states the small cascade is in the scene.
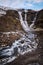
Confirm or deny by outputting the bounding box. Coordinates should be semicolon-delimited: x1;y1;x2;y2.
30;12;38;28
18;10;30;32
24;10;28;27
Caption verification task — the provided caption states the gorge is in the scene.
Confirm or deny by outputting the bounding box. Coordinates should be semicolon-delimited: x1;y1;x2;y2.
0;7;43;65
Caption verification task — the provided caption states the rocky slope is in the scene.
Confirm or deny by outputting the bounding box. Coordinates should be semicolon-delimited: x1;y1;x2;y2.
35;9;43;28
0;10;23;32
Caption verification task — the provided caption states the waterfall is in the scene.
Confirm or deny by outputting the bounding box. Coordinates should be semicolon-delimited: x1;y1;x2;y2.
30;12;37;28
18;10;38;32
24;10;28;27
18;10;30;32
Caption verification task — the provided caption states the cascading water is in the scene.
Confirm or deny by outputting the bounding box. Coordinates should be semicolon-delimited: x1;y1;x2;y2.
0;10;39;65
18;10;30;32
24;10;28;28
18;10;38;32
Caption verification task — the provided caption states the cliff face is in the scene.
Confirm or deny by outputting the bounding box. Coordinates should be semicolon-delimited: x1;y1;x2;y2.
27;10;36;25
35;9;43;28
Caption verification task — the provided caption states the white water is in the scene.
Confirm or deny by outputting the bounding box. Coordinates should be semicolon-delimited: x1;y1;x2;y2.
0;31;38;65
18;10;38;32
18;10;30;32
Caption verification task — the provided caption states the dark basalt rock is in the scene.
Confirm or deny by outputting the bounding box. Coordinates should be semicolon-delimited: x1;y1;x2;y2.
27;10;36;26
35;9;43;28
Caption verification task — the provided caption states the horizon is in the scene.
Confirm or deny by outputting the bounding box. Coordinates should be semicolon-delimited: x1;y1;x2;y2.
0;0;43;10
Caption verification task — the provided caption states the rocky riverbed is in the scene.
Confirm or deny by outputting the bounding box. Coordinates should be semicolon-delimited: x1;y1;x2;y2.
0;31;43;65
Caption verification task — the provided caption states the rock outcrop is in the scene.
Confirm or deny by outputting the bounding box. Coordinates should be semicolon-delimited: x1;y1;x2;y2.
35;9;43;28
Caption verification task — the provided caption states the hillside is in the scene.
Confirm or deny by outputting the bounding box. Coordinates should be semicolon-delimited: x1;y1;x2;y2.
0;7;43;32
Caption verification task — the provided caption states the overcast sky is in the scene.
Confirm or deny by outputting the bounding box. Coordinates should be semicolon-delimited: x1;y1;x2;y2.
0;0;43;10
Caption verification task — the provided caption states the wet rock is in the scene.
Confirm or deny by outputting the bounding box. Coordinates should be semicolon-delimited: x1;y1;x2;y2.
27;10;36;26
19;40;24;44
14;47;18;55
35;9;43;28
